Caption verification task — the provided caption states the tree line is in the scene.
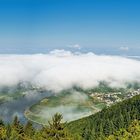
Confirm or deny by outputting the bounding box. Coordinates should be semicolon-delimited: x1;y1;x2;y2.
106;119;140;140
1;94;140;139
68;95;140;139
0;113;79;140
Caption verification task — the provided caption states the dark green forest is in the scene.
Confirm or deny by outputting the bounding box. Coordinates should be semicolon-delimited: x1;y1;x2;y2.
1;95;140;139
68;95;140;139
106;119;140;140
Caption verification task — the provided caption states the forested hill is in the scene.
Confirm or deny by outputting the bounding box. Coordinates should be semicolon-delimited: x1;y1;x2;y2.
67;95;140;140
106;119;140;139
1;95;140;139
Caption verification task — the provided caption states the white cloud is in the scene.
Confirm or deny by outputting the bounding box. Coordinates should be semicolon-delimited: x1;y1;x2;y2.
49;49;73;57
67;44;81;49
119;46;129;51
0;50;140;92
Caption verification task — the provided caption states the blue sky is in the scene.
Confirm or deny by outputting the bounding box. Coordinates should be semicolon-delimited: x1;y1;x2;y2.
0;0;140;55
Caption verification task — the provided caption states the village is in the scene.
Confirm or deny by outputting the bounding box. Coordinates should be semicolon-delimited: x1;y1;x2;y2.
90;89;140;106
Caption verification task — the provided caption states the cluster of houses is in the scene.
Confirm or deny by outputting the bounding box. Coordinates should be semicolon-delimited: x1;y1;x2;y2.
125;89;140;99
90;89;140;106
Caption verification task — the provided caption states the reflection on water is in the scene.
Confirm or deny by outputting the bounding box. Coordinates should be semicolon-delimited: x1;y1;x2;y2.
0;90;51;123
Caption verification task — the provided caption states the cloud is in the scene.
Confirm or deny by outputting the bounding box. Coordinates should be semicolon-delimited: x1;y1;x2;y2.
0;90;51;122
119;46;129;51
0;50;140;92
67;44;81;49
38;91;91;122
49;49;73;57
40;105;93;122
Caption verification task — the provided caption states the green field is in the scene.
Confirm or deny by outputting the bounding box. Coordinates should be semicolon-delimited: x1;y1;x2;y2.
25;91;106;124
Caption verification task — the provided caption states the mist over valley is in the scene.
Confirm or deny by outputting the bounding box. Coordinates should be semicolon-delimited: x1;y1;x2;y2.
0;50;140;124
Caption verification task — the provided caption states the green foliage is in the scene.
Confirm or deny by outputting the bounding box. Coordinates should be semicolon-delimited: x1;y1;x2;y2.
1;94;140;140
106;120;140;140
0;126;6;140
24;121;35;137
0;113;76;140
41;113;74;140
68;95;140;139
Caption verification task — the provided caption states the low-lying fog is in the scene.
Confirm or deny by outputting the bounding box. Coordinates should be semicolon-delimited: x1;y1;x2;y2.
0;90;52;123
0;50;140;123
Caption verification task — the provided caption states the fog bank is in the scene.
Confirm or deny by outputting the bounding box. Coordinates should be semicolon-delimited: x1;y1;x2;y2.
0;50;140;92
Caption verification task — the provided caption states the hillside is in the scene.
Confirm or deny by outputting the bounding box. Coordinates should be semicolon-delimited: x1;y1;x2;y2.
25;91;103;124
67;94;140;139
1;94;140;139
25;82;140;125
106;119;140;140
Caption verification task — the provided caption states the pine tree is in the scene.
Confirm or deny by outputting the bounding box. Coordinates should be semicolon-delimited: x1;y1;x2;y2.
42;113;74;140
0;119;4;127
104;119;112;136
0;124;6;140
83;125;91;140
11;116;24;139
24;121;34;137
6;123;11;139
0;119;6;139
89;127;96;140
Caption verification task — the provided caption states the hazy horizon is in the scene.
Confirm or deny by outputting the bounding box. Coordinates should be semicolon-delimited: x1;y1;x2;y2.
0;0;140;55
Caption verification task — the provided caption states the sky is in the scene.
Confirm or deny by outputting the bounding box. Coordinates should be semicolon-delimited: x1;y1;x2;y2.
0;0;140;55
